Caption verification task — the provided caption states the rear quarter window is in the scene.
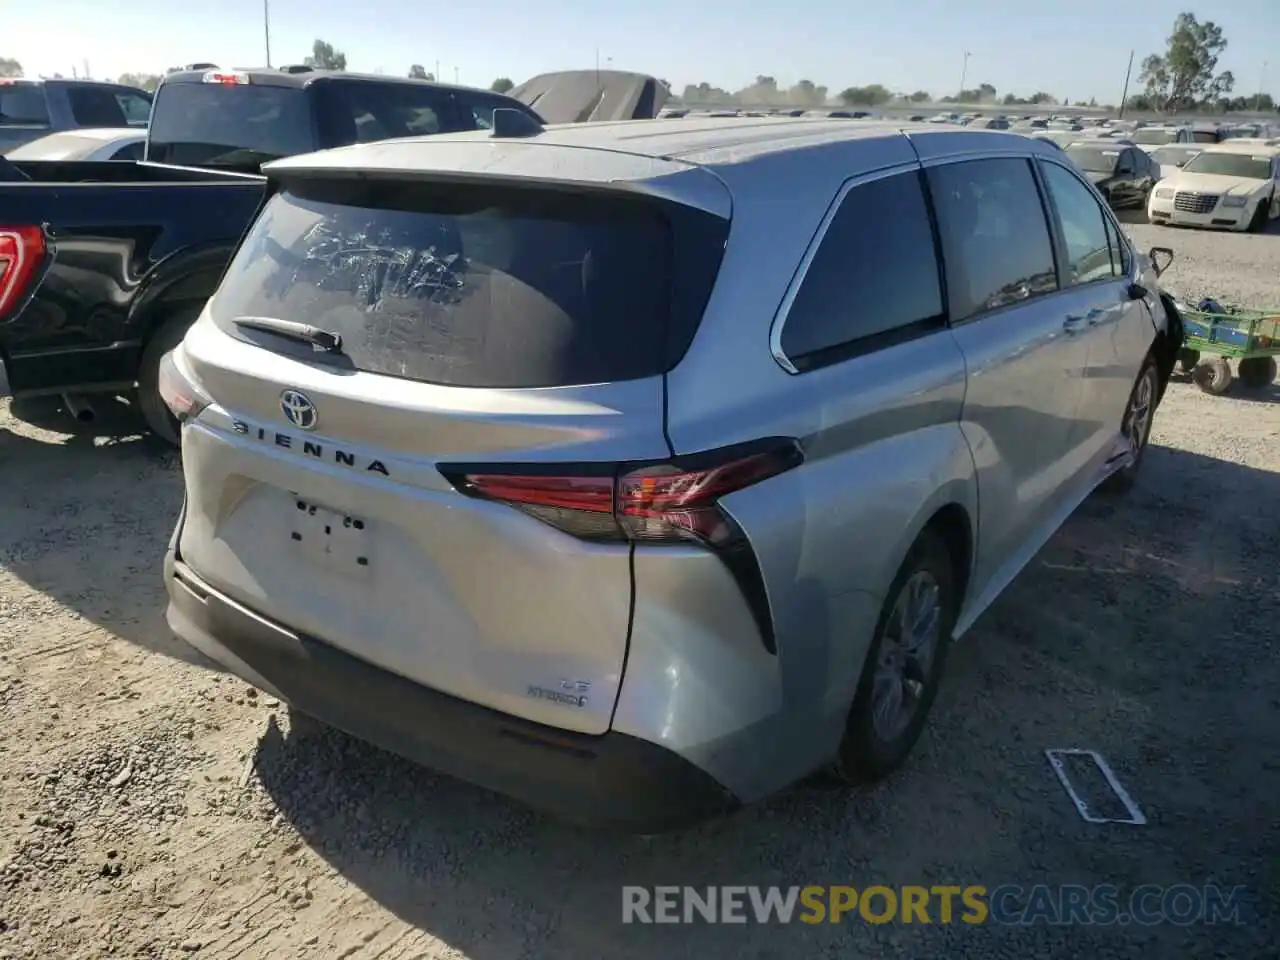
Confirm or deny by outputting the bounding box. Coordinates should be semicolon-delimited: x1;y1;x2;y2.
778;169;945;371
0;84;50;126
65;85;129;126
211;179;728;389
146;82;315;166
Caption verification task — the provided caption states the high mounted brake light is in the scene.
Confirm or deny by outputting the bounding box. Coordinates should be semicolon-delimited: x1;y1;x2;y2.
0;226;47;319
439;439;805;654
203;70;249;86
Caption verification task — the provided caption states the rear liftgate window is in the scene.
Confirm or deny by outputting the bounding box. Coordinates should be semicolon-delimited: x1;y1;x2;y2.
211;179;726;388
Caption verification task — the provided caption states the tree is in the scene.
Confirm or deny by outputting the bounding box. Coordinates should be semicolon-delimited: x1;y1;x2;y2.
490;77;514;93
303;39;347;71
955;83;997;103
907;90;931;103
733;75;783;106
1139;12;1234;112
408;64;433;80
680;81;732;104
0;57;21;78
838;84;892;107
787;79;828;108
117;72;162;92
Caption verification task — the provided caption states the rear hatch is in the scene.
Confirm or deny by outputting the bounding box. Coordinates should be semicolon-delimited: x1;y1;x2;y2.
174;151;730;732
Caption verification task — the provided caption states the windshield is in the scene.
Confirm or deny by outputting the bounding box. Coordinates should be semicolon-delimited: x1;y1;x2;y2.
146;82;315;168
1133;128;1176;145
212;181;725;388
1065;146;1120;173
1150;146;1200;166
1181;152;1274;179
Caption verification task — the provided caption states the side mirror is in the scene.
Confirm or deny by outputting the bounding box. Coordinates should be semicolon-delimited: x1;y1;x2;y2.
1127;283;1149;301
1149;246;1174;278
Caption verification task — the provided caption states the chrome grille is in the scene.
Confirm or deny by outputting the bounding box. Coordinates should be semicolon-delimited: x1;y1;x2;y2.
1174;192;1218;214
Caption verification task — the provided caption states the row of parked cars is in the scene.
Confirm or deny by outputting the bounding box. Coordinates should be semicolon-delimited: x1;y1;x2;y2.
0;79;1192;830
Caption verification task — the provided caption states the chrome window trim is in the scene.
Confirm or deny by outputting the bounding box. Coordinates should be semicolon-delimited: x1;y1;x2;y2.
768;160;926;375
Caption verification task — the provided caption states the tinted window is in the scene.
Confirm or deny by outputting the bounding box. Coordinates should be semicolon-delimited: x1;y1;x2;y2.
463;92;541;130
115;91;152;125
1182;152;1273;179
1065;145;1120;173
147;82;315;167
314;81;460;146
0;84;50;125
211;181;727;388
927;158;1058;321
779;170;943;368
1040;161;1114;285
66;86;129;126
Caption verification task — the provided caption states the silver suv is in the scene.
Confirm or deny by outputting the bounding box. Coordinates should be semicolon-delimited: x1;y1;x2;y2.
161;118;1181;831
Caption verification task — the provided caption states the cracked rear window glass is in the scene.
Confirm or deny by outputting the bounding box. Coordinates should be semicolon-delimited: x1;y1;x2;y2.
211;180;680;388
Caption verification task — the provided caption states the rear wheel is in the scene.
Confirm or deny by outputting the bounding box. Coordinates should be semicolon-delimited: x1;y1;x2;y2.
1237;356;1277;389
137;310;198;446
1192;356;1233;395
1102;358;1159;494
832;528;955;784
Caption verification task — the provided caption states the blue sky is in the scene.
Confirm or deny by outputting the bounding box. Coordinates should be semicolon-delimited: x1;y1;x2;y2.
7;0;1278;103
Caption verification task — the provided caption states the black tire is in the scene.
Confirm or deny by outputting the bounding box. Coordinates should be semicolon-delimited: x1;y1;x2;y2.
1247;198;1270;234
1176;347;1200;373
136;310;198;446
1237;356;1278;389
1102;358;1159;494
1192;356;1233;395
831;528;956;784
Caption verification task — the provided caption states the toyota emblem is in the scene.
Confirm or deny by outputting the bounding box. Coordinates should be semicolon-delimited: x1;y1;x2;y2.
280;389;318;431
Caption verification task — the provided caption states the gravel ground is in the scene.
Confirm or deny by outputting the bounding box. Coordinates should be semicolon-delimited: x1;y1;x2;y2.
1;222;1278;959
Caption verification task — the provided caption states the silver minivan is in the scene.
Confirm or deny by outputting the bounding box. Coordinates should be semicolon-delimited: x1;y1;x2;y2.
161;117;1182;831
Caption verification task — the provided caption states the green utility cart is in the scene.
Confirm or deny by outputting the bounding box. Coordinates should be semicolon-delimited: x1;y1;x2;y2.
1175;302;1280;395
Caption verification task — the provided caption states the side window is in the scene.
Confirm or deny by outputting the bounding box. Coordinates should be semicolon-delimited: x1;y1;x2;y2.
1104;216;1130;277
66;86;128;126
115;92;152;125
327;84;452;144
779;169;944;370
926;157;1058;321
1040;161;1115;285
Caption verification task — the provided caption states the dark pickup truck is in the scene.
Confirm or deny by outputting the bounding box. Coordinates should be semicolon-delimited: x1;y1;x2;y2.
0;66;559;443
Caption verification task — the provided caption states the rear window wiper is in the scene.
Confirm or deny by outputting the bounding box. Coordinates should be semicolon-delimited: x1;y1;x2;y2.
233;315;344;353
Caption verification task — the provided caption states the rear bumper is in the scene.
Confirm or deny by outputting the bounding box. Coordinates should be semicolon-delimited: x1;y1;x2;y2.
164;555;739;833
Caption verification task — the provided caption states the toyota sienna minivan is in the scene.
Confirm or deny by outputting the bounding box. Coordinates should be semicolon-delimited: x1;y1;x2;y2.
160;116;1182;831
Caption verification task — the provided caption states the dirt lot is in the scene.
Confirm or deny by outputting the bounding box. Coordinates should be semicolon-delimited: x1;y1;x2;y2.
2;223;1279;959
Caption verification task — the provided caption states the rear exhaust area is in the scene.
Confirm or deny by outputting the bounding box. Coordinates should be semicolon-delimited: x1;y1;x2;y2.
61;393;96;423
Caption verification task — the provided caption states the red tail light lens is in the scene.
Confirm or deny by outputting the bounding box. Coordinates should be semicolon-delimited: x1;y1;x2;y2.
442;439;804;546
157;350;212;424
0;226;47;319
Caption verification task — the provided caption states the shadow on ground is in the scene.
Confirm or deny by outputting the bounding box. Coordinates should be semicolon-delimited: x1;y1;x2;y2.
247;441;1279;959
0;396;196;664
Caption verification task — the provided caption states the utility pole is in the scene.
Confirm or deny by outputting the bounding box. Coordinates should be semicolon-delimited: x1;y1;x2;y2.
596;47;601;96
435;60;440;82
454;66;459;85
1256;61;1269;113
1118;49;1134;120
959;50;971;101
263;0;272;67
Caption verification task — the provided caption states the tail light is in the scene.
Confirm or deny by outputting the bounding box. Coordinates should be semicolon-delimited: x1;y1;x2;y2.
0;226;47;319
157;350;213;424
440;439;804;653
202;70;249;86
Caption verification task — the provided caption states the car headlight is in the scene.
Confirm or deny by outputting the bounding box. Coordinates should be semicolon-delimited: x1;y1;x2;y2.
1154;188;1174;200
1221;195;1249;208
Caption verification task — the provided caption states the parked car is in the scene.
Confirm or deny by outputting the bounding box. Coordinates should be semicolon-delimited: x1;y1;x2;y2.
1147;143;1280;232
1132;124;1222;149
1147;144;1204;179
969;117;1010;130
0;78;153;152
0;68;593;443
5;127;146;162
157;119;1181;832
1064;140;1159;211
